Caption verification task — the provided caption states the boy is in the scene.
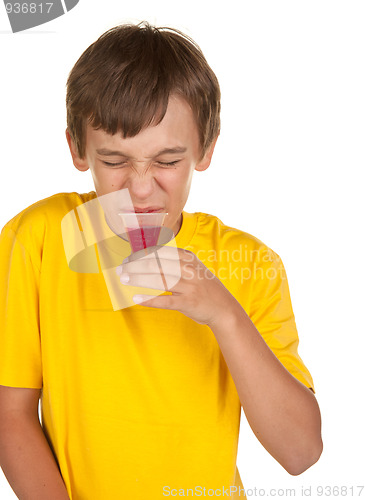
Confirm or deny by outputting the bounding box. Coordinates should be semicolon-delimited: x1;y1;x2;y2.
0;23;322;499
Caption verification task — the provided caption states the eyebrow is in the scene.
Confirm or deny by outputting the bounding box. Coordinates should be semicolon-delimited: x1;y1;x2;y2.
96;146;187;158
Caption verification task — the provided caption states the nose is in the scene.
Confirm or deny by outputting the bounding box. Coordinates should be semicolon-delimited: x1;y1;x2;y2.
126;167;156;201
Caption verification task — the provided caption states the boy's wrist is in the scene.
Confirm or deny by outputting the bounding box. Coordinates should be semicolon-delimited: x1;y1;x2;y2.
207;297;247;335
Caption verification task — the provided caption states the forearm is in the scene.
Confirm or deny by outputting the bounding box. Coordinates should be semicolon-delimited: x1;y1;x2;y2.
0;413;69;500
209;301;323;475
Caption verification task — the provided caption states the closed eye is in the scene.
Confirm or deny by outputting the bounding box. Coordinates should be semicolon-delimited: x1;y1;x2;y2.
101;160;180;168
157;160;180;167
102;161;127;167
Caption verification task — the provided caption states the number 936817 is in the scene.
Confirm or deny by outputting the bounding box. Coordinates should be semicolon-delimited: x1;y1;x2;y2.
5;2;53;14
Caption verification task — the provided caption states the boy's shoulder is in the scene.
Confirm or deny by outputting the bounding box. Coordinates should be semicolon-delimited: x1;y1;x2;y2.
193;211;279;260
1;192;97;253
2;191;96;234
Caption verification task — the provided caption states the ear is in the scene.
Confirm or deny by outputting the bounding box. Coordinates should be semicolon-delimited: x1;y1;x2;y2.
65;129;90;172
195;135;219;172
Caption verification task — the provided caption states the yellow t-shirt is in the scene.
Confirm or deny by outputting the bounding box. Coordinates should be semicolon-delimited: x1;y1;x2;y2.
0;192;314;500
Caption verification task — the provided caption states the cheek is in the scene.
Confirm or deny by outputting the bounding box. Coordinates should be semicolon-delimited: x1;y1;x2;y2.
178;167;194;193
162;169;194;202
94;168;127;191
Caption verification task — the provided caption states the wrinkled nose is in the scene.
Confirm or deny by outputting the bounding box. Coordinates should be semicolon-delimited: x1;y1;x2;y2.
126;170;156;201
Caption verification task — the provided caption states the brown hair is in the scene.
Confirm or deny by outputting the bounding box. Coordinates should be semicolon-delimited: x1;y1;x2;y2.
66;22;220;159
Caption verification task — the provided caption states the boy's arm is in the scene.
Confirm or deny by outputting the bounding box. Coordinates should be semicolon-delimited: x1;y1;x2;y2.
207;303;322;476
0;385;70;500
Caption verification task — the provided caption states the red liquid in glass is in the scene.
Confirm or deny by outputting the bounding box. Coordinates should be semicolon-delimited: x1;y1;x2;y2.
126;226;162;252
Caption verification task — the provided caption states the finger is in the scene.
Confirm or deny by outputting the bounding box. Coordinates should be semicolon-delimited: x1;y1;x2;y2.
133;293;178;310
120;254;183;278
117;247;176;276
151;246;195;263
119;269;181;291
120;245;194;266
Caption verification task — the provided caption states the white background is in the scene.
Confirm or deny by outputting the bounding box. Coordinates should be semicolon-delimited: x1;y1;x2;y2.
1;1;364;498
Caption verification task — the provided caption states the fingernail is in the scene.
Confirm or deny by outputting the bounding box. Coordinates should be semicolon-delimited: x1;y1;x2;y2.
120;273;130;284
116;265;123;276
133;295;144;304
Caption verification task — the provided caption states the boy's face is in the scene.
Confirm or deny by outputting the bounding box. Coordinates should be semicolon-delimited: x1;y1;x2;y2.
67;96;216;236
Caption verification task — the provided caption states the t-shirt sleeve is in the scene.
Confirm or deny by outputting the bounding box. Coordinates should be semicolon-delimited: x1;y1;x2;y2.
0;226;42;389
248;247;314;391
